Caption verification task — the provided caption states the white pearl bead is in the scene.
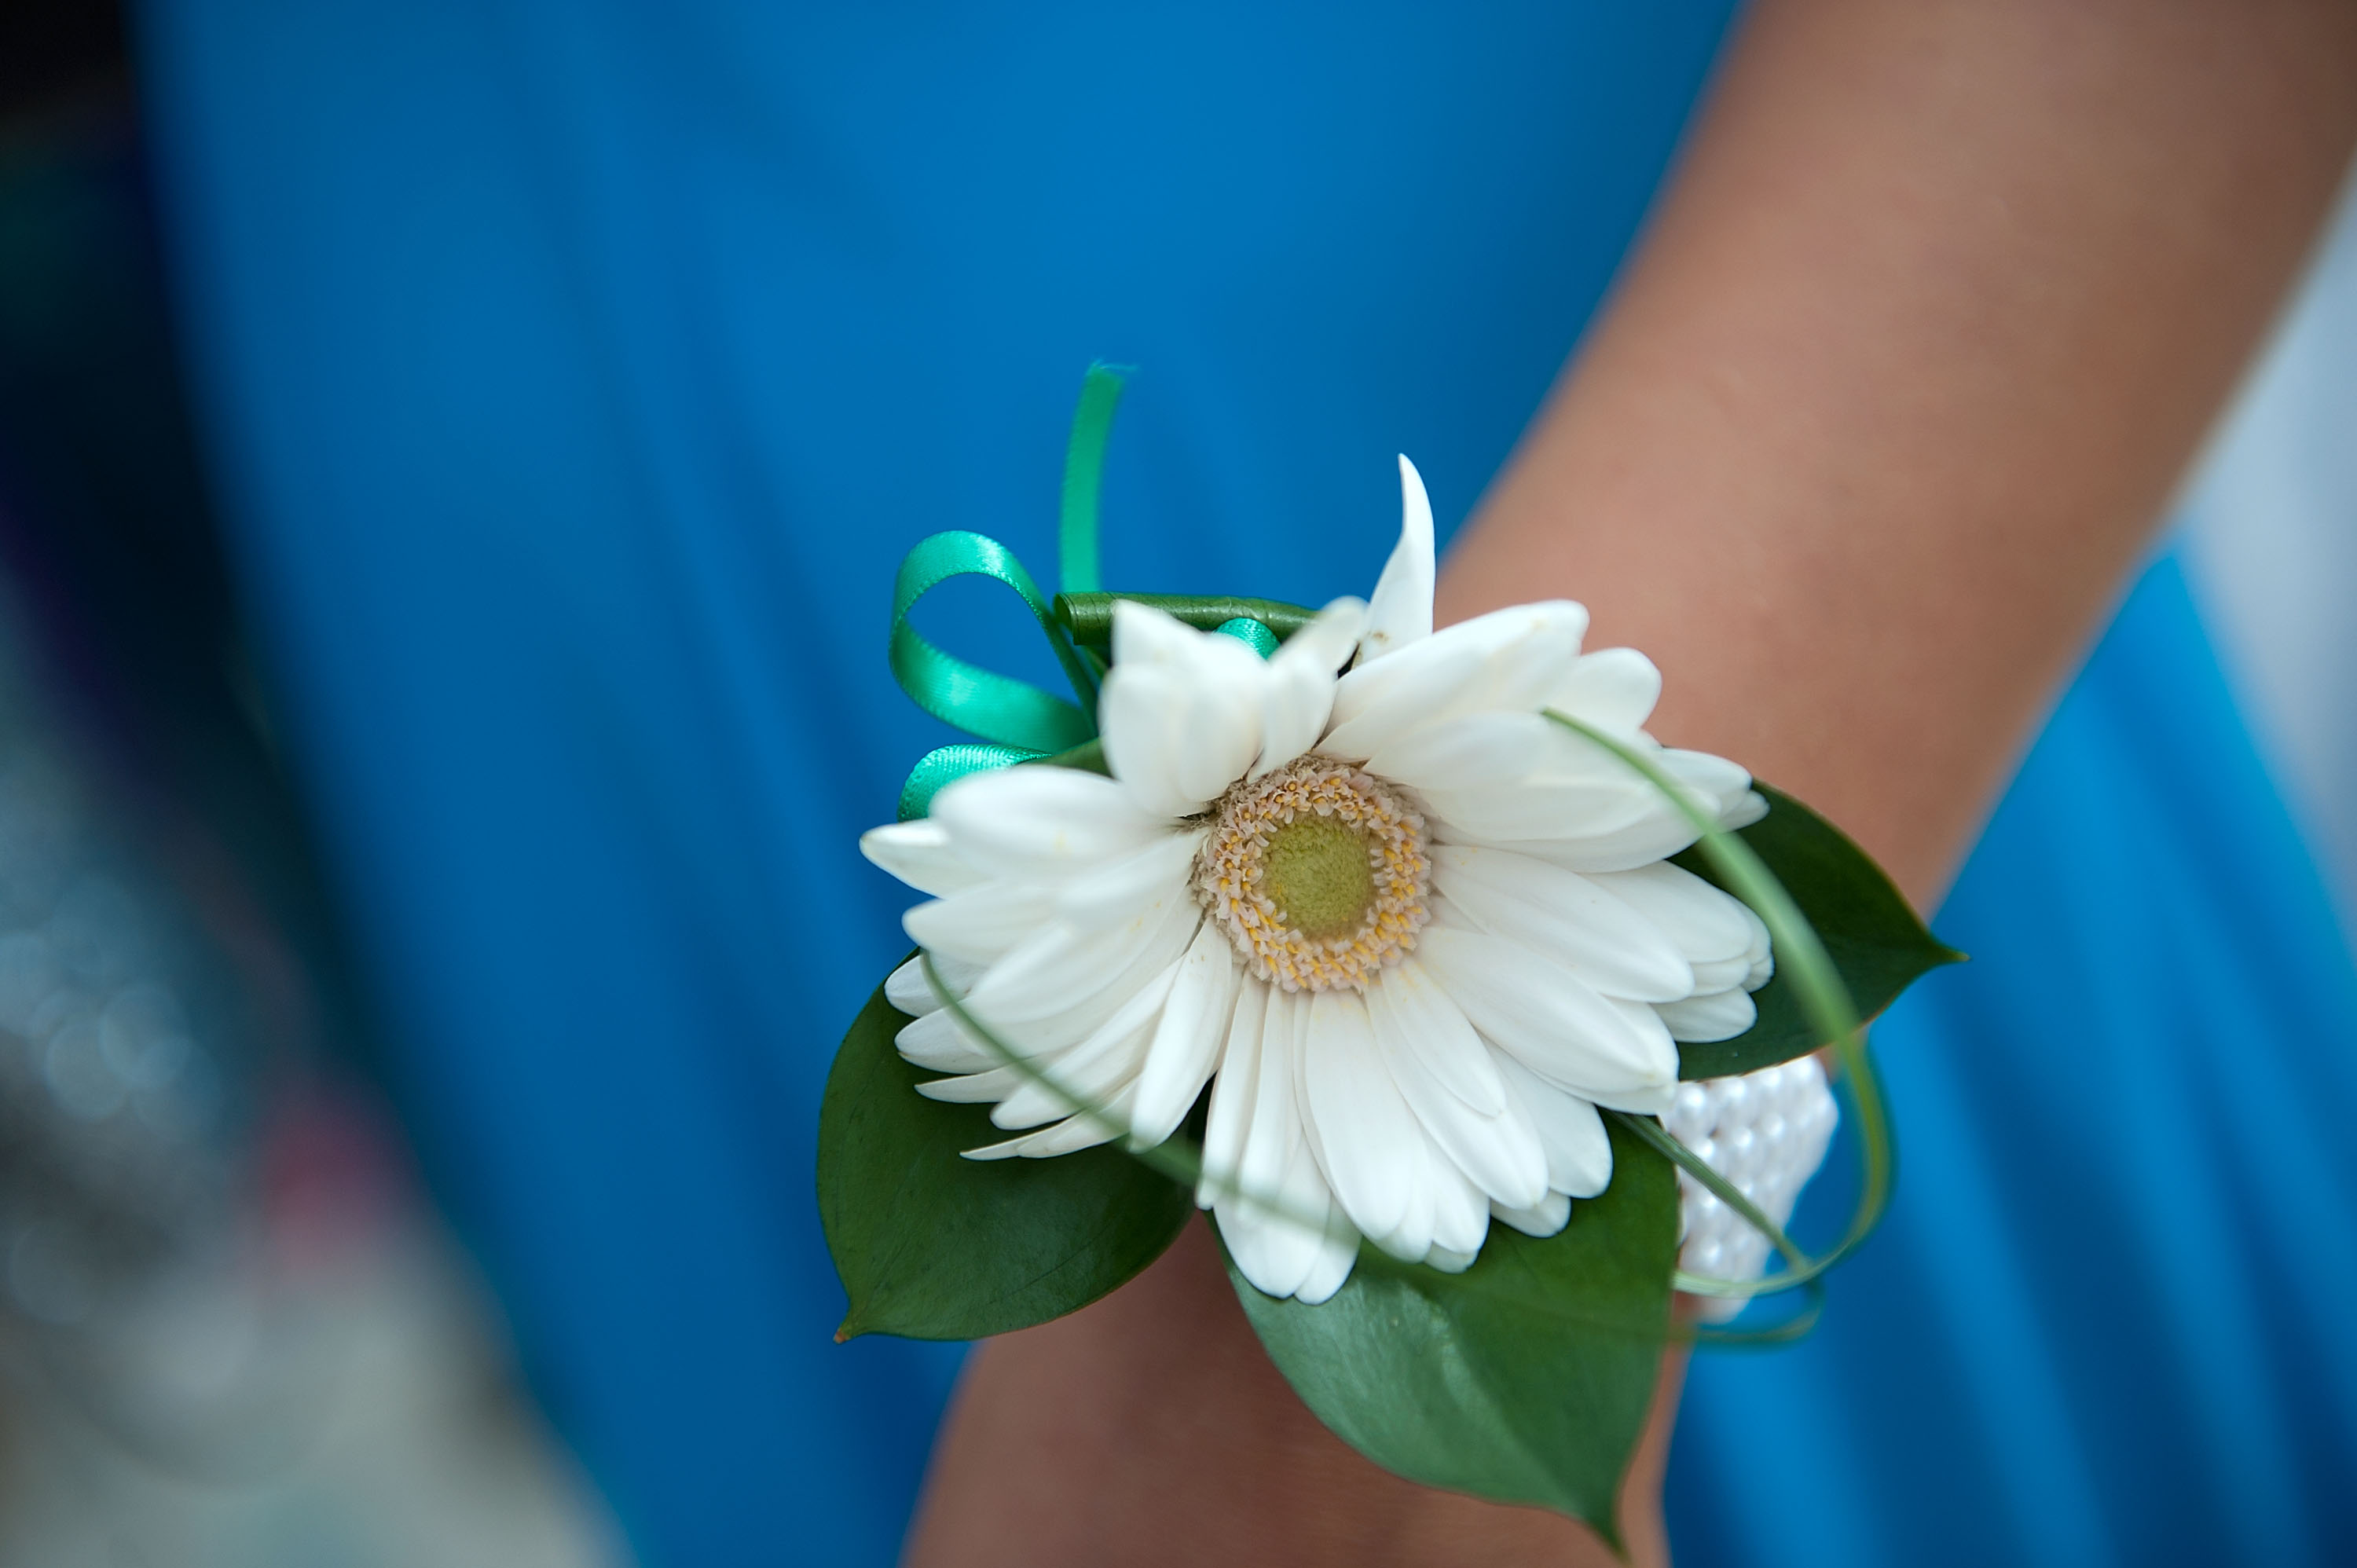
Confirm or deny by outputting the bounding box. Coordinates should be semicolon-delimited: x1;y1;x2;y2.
1673;1054;1839;1294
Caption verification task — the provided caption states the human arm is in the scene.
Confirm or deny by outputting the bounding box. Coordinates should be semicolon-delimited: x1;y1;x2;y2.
1444;0;2357;910
904;5;2357;1564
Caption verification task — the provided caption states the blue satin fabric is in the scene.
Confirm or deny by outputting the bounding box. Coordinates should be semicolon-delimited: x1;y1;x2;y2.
1670;552;2357;1567
137;4;2355;1564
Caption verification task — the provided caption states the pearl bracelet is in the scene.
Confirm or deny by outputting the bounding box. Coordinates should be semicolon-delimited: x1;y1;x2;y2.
1666;1057;1839;1322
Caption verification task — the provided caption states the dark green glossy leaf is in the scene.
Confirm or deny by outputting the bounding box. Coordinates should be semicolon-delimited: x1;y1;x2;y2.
819;975;1193;1340
1226;1117;1677;1546
1671;782;1962;1079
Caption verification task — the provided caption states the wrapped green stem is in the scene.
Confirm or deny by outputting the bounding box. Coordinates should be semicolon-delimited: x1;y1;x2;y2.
1054;592;1321;650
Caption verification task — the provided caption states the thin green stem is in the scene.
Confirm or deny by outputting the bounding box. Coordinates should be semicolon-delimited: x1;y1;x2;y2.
1054;592;1321;650
919;954;1335;1236
1610;1110;1809;1288
1542;711;1897;1295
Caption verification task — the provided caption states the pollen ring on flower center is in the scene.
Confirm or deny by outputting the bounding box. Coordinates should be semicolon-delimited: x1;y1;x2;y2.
1193;756;1431;991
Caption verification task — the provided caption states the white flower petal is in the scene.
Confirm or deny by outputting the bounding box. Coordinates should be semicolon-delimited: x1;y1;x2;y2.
1458;804;1706;874
966;876;1198;1031
1656;746;1754;805
914;1065;1017;1103
1689;954;1753;992
1130;923;1243;1148
1368;969;1549;1210
992;960;1176;1130
1197;976;1269;1208
1218;988;1350;1299
1255;598;1365;776
1321;601;1589;762
1428;1160;1490;1259
929;765;1173;882
1587;862;1756;965
1431;844;1696;1003
1362;1130;1435;1264
1743;903;1775;988
1545;647;1661;734
1419;783;1666;848
884;951;984;1018
1442;605;1588;724
1722;789;1770;830
1492;1190;1573;1238
1272;1138;1358;1298
860;819;988;897
1008;1104;1131;1156
1362;709;1631;797
1417;925;1679;1105
1299;989;1425;1247
962;1083;1137;1160
1655;987;1758;1043
894;1006;999;1073
1358;455;1435;664
1604;1000;1684;1115
972;921;1204;1062
1293;1218;1359;1305
1101;603;1268;815
1388;717;1655;841
1494;1051;1615;1198
1109;594;1210;669
903;882;1057;965
1424;887;1484;934
1363;955;1504;1114
1052;829;1205;924
1237;987;1302;1207
1327;618;1527;753
885;960;940;1018
1098;665;1224;818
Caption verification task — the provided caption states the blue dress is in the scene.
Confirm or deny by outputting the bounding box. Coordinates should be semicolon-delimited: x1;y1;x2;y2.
137;4;2357;1563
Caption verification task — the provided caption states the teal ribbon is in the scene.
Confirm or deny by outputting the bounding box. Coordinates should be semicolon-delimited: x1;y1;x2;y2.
889;530;1098;752
891;366;1130;819
897;742;1047;822
890;365;1315;818
1212;617;1280;658
1059;363;1129;595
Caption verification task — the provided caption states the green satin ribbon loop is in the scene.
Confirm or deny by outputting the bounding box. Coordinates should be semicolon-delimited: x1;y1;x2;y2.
897;742;1047;822
889;529;1099;764
1211;617;1280;658
1059;364;1130;595
890;367;1142;815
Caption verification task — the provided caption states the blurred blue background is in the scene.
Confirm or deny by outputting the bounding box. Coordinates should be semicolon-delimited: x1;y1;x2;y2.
0;2;2351;1563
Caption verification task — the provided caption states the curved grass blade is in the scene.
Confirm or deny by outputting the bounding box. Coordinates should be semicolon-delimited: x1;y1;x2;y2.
1541;711;1898;1297
919;955;1339;1236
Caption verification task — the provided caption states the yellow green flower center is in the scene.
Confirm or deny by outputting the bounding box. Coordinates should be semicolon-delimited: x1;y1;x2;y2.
1261;815;1376;940
1194;756;1431;991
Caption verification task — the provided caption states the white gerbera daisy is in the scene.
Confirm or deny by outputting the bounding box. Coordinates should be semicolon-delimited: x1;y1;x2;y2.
861;457;1772;1303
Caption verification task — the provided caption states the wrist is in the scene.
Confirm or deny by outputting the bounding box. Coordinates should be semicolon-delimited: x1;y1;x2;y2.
905;1218;1673;1568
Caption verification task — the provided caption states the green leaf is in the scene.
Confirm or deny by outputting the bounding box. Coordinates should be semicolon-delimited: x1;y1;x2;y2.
1054;591;1320;650
818;973;1193;1340
1226;1117;1677;1547
1671;782;1962;1079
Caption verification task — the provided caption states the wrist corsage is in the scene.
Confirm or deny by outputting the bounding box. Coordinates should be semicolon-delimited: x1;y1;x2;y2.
821;367;1956;1545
